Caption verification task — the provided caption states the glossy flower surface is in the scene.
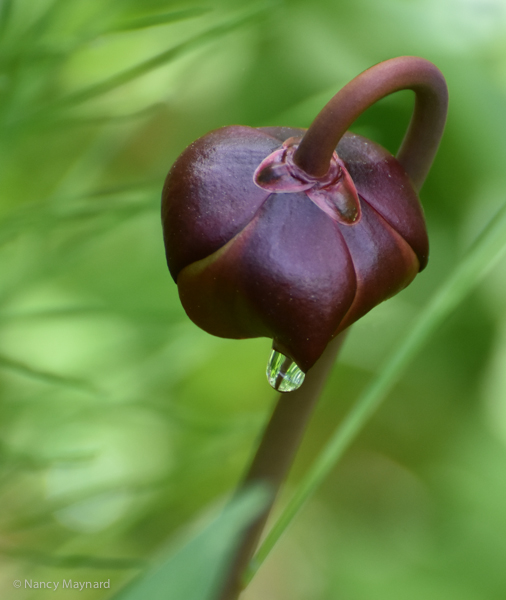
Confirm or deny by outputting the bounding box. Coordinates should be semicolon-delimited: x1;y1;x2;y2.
162;125;428;372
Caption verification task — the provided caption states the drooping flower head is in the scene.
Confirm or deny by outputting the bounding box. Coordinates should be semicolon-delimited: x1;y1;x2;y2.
162;57;448;388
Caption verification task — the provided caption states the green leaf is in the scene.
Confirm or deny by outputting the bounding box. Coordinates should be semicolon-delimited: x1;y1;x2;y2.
245;198;506;584
113;486;270;600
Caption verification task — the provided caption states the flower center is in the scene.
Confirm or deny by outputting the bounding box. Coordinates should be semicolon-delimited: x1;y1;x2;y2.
254;137;360;225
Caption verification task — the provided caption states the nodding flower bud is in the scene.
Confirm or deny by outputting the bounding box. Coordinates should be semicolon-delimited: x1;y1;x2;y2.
161;56;448;387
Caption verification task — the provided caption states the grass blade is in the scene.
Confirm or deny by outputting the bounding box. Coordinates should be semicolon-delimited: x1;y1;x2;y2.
114;7;212;31
0;353;101;396
245;198;506;584
0;0;13;38
0;547;146;570
55;6;269;110
113;486;270;600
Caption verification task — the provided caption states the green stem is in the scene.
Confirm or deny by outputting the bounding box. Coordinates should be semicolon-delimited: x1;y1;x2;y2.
216;332;348;600
293;56;448;191
244;198;506;584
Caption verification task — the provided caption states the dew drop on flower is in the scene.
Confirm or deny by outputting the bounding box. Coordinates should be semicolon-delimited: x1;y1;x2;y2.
266;349;305;392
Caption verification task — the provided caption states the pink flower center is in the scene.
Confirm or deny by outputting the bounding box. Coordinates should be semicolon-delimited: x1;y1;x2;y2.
254;137;360;225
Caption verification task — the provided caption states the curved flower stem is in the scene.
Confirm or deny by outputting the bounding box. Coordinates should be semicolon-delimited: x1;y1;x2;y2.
217;332;348;600
293;56;448;191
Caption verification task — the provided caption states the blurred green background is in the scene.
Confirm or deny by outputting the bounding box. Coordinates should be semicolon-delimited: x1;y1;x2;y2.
2;0;506;598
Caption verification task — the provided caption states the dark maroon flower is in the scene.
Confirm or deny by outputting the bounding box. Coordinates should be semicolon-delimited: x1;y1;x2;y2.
161;57;448;384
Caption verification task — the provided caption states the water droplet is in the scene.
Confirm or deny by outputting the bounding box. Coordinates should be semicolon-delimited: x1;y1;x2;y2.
266;350;305;393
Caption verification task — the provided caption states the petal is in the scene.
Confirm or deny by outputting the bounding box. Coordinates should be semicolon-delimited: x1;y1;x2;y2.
335;199;420;333
162;126;282;280
336;132;429;269
177;192;356;372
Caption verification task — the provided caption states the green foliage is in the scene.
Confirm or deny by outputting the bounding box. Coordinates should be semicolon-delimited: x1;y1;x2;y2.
113;486;269;600
2;0;506;599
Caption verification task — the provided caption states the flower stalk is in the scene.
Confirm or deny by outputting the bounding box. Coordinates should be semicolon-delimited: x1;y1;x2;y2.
217;332;347;600
213;56;448;600
293;55;448;190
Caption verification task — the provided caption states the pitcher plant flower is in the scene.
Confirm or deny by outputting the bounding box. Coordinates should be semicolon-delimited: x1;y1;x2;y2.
161;56;447;393
161;56;448;600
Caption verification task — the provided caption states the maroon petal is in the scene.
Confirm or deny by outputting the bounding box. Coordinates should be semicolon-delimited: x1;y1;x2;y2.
162;126;282;280
335;199;420;333
177;192;356;372
336;132;429;269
